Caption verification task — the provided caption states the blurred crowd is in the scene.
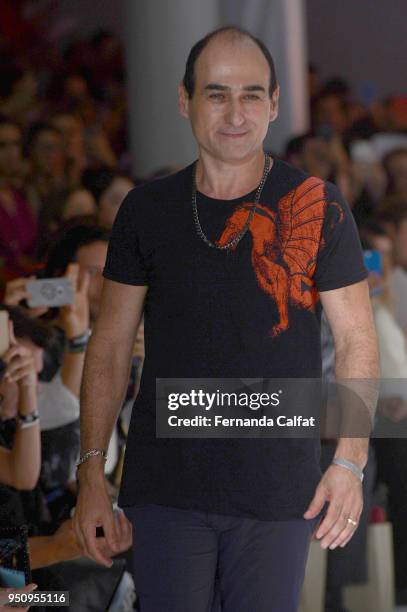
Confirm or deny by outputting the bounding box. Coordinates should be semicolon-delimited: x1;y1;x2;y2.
0;4;407;611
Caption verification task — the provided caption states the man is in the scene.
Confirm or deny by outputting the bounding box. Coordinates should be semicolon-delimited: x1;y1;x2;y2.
74;27;378;611
377;197;407;335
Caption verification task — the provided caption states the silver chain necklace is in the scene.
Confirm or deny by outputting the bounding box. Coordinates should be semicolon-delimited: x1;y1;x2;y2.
192;154;272;250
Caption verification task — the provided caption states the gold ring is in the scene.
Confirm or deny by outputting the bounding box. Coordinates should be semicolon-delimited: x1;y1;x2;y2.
347;517;358;527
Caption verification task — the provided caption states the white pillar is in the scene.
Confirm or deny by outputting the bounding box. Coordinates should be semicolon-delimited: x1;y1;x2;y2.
220;0;309;155
123;0;220;177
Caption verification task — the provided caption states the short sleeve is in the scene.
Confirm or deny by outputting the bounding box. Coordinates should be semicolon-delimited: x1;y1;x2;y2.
103;189;149;285
314;182;367;292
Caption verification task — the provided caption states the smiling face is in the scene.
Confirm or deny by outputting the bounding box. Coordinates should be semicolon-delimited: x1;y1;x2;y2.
179;34;279;164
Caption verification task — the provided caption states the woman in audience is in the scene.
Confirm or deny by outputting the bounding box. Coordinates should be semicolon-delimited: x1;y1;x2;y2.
0;116;38;283
82;166;134;228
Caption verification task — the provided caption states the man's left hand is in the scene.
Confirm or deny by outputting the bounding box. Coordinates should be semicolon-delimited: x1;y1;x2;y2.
303;464;363;549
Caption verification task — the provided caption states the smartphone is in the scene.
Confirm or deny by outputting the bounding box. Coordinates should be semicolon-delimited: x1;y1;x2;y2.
26;277;74;308
363;250;383;276
0;311;10;357
0;526;31;588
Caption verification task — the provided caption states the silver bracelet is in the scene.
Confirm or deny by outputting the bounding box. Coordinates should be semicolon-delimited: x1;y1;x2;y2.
19;418;40;430
332;458;364;482
17;411;39;427
76;448;107;468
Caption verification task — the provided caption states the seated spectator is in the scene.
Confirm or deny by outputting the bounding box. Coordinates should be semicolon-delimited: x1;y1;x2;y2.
382;148;407;199
376;197;407;334
3;262;90;524
360;222;407;606
61;188;96;220
24;122;70;235
311;89;351;137
0;305;132;604
0;115;38;283
0;320;40;491
82;167;134;228
284;130;373;223
50;112;87;186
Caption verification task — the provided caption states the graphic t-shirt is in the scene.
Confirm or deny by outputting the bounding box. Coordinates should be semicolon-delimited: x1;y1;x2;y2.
103;158;367;520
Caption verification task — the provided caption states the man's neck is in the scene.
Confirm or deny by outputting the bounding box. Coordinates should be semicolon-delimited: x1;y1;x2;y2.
195;150;271;200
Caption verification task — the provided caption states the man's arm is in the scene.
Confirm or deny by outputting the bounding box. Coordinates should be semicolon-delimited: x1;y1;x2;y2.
304;279;380;549
322;278;379;466
73;278;147;566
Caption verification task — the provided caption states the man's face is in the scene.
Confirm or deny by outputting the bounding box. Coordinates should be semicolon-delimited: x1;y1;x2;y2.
32;130;65;176
51;114;85;163
314;95;349;134
0;124;23;178
386;151;407;198
98;176;134;228
76;241;108;323
179;36;279;163
301;138;332;179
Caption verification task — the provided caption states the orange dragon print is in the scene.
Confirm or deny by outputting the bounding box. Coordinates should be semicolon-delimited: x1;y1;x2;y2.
217;177;344;338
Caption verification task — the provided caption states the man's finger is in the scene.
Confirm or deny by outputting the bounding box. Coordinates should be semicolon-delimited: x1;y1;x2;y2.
329;508;362;549
315;501;342;541
303;486;327;519
322;512;353;549
328;522;357;549
340;529;356;548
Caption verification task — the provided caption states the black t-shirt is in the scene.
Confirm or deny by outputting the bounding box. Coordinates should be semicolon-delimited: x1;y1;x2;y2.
103;157;367;520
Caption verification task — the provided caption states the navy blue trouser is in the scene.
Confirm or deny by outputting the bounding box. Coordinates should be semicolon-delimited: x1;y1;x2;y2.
123;503;320;612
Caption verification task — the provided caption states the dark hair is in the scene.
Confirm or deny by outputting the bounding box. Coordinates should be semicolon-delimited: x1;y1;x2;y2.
0;113;20;131
0;305;57;350
284;132;315;159
82;167;123;205
25;122;61;151
376;195;407;226
44;223;111;277
359;219;388;250
182;26;277;98
0;57;23;99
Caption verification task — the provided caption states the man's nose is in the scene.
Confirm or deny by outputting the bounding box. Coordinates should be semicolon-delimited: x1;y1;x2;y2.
224;100;245;127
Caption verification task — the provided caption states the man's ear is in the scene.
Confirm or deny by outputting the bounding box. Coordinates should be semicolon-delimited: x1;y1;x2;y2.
178;84;190;119
269;84;280;123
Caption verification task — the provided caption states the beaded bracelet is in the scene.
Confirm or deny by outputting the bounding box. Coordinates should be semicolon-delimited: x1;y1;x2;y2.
17;410;39;426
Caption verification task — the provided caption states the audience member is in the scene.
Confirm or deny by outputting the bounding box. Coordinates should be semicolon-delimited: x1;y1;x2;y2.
376;197;407;335
82;167;134;228
0;115;38;282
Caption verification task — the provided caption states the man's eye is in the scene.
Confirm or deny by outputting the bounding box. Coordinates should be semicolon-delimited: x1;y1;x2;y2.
209;93;225;100
244;94;260;100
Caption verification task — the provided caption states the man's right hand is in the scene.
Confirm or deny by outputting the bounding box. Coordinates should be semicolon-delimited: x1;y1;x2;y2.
73;461;124;567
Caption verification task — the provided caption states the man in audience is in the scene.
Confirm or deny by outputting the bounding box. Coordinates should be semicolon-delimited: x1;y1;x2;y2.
382;148;407;200
82;167;134;228
0;115;38;281
377;198;407;335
